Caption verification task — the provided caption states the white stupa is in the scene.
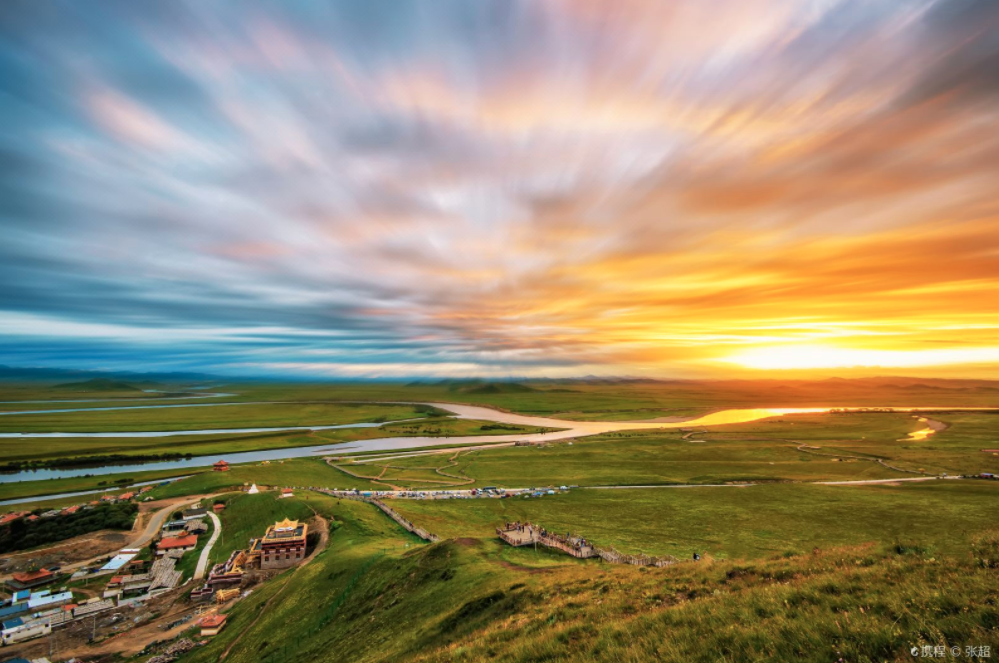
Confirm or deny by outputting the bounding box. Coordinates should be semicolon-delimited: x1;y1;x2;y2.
247;483;260;494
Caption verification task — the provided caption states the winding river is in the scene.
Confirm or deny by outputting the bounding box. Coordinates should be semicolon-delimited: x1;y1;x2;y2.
1;401;995;487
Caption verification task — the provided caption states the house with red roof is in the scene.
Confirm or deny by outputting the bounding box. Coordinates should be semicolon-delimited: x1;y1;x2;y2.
0;511;28;525
6;568;55;590
199;613;227;636
156;534;198;555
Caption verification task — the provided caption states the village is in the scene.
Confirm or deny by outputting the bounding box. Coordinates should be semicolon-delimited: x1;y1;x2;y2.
1;473;314;661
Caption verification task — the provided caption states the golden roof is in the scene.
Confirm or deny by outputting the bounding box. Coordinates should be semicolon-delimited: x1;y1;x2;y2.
274;517;299;531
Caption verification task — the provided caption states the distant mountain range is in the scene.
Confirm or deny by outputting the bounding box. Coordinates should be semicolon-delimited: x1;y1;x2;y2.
2;364;998;391
405;375;999;393
0;364;218;384
53;378;144;391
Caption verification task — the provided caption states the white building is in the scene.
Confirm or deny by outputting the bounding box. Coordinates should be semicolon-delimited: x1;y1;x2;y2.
2;617;51;644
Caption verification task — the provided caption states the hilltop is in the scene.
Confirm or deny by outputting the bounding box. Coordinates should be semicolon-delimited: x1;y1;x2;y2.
176;498;999;663
53;378;142;392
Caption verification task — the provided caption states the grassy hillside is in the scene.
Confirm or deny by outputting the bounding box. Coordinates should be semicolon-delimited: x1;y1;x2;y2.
208;491;317;566
405;537;999;663
53;378;141;391
173;493;999;663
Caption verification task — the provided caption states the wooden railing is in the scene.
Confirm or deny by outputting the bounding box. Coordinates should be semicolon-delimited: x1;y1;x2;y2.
313;489;439;542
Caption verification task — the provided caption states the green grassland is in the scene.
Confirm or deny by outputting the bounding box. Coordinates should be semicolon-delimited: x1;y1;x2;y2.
0;467;190;503
380;428;901;487
389;481;999;560
0;454;429;510
169;490;999;663
894;413;999;475
3;408;993;510
180;494;430;663
2;379;998;661
341;410;998;488
0;384;199;406
0;401;431;433
168;378;999;420
0;416;550;471
2;376;998;419
404;537;999;663
0;396;213;412
141;458;349;500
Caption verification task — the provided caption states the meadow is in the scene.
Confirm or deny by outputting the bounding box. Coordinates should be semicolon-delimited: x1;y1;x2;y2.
0;415;548;468
389;481;999;560
3;405;995;512
171;491;999;663
0;401;432;433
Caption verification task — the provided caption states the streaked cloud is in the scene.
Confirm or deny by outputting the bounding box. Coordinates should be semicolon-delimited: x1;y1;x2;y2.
0;0;997;378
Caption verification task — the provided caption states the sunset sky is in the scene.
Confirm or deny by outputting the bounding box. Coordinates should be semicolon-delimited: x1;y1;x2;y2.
1;0;998;379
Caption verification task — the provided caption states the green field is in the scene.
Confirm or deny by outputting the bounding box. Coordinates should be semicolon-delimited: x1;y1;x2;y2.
169;491;999;663
0;401;432;433
0;416;551;474
0;467;191;503
3;407;995;509
389;481;999;559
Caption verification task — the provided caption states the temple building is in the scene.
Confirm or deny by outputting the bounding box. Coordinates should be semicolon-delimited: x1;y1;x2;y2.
199;613;227;636
6;569;55;591
255;518;308;569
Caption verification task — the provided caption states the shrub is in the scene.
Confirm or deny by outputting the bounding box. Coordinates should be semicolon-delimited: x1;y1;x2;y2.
0;502;138;553
971;530;999;568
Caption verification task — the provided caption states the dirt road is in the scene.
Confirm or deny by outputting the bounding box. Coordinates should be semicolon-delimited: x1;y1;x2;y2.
0;494;218;582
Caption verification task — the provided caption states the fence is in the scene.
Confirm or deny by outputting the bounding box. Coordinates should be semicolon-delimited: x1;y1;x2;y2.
367;497;440;542
313;489;440;543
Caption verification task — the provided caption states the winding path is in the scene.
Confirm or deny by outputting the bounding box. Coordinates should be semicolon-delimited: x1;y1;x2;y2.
0;494;216;583
193;511;222;580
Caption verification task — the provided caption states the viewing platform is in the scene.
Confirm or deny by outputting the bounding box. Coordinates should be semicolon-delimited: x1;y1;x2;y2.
496;523;596;558
497;522;675;567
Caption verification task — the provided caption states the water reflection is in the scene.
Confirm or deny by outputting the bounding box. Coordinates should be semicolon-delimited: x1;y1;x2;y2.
0;402;994;486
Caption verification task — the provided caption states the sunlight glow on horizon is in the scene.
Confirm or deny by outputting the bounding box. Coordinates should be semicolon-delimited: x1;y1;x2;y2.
723;346;999;371
1;1;998;379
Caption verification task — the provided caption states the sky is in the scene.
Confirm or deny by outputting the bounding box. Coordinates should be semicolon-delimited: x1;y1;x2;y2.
1;0;998;380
